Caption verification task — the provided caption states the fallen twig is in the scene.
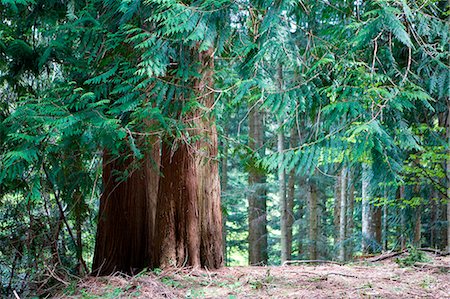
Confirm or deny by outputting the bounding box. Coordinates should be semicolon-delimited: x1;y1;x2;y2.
326;272;358;278
367;250;406;262
417;248;450;256
414;263;450;270
282;260;343;266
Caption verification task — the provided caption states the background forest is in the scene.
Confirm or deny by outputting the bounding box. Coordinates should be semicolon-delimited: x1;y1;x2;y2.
0;0;449;297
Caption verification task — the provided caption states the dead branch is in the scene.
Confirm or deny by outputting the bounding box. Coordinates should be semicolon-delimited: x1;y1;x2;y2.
367;250;406;262
326;272;358;278
282;260;343;266
414;263;450;270
417;248;450;256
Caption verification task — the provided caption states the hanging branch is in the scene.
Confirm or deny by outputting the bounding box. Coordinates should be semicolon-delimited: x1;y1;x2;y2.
42;165;89;274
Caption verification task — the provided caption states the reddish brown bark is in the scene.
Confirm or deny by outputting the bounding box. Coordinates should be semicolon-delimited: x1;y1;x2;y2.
155;142;201;268
154;47;222;269
92;147;160;276
195;47;223;269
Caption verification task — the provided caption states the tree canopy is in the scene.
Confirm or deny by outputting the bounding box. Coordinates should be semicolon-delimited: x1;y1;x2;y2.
0;0;448;296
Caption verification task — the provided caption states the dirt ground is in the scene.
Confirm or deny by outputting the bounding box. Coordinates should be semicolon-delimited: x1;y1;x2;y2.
64;253;450;298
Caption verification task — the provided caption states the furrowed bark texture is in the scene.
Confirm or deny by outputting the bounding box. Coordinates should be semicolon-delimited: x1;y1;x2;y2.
155;142;201;268
155;47;222;269
195;47;223;269
92;149;159;275
146;141;161;266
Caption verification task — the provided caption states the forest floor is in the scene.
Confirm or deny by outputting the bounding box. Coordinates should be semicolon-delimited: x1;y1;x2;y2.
61;252;449;299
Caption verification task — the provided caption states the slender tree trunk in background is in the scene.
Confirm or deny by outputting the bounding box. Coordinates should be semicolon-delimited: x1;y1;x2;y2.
286;167;295;261
92;150;159;275
430;191;437;248
292;126;303;259
297;178;305;257
399;186;406;250
279;120;288;263
308;179;319;260
382;190;388;251
285;126;297;260
446;98;450;253
361;163;372;254
338;167;347;261
346;171;355;260
277;64;290;263
414;204;422;247
155;47;223;269
74;190;84;275
372;206;382;252
400;211;407;249
248;104;268;265
221;127;229;266
334;172;341;243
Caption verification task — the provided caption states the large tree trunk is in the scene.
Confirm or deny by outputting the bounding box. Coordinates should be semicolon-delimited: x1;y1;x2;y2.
248;104;268;265
146;141;162;266
155;142;201;268
196;116;223;269
154;47;223;269
92;149;159;275
308;179;319;260
197;48;223;269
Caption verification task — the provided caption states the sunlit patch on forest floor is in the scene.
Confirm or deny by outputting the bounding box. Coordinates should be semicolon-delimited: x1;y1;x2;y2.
61;253;449;298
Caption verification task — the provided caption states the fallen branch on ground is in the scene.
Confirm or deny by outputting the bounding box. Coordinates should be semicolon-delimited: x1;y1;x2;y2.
414;263;450;271
286;270;358;279
367;250;406;262
417;248;450;256
282;260;343;266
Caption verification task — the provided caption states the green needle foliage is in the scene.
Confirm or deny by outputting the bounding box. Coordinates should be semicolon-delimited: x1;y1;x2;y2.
0;0;448;296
